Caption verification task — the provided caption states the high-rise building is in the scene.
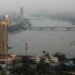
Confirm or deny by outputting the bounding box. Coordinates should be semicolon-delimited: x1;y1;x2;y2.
0;20;8;57
19;7;24;22
20;7;24;18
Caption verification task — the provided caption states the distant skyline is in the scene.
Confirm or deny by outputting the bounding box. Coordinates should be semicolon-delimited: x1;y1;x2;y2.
0;0;75;15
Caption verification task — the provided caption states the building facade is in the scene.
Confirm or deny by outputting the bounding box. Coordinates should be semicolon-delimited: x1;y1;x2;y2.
0;20;8;57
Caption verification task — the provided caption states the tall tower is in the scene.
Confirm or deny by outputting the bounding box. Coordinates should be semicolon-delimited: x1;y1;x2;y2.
20;7;24;21
0;20;8;57
20;7;24;18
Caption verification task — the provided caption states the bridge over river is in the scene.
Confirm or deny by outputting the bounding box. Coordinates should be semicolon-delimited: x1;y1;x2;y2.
27;27;75;31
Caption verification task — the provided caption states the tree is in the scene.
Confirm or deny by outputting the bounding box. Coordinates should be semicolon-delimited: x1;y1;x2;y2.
43;50;46;56
43;50;50;57
53;52;66;61
72;58;75;64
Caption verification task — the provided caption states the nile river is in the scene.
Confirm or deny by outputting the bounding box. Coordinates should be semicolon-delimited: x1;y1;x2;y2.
8;18;75;58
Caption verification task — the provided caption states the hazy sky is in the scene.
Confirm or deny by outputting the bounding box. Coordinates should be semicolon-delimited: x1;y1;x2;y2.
0;0;75;14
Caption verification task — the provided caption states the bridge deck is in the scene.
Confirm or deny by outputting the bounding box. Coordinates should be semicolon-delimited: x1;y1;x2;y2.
27;27;75;31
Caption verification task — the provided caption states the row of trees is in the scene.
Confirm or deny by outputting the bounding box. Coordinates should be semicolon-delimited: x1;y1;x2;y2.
43;50;66;61
43;50;75;64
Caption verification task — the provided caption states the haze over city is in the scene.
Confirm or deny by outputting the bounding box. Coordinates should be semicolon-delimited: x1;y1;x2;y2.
0;0;75;58
0;0;75;75
0;0;75;15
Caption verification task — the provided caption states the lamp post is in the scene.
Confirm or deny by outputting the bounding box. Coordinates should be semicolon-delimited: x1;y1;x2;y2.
25;42;28;56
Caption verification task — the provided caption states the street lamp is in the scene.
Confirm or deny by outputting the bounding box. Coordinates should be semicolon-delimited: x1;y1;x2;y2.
25;42;28;56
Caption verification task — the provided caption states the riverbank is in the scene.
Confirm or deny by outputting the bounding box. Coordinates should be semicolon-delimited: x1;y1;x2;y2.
8;18;31;32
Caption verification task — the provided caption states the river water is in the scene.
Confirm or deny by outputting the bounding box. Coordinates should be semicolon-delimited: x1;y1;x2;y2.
8;18;75;58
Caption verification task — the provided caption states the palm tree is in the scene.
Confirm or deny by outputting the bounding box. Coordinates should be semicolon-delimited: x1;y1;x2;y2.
43;50;46;56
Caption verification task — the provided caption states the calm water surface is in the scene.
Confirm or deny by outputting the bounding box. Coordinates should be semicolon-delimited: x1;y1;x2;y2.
8;19;75;58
